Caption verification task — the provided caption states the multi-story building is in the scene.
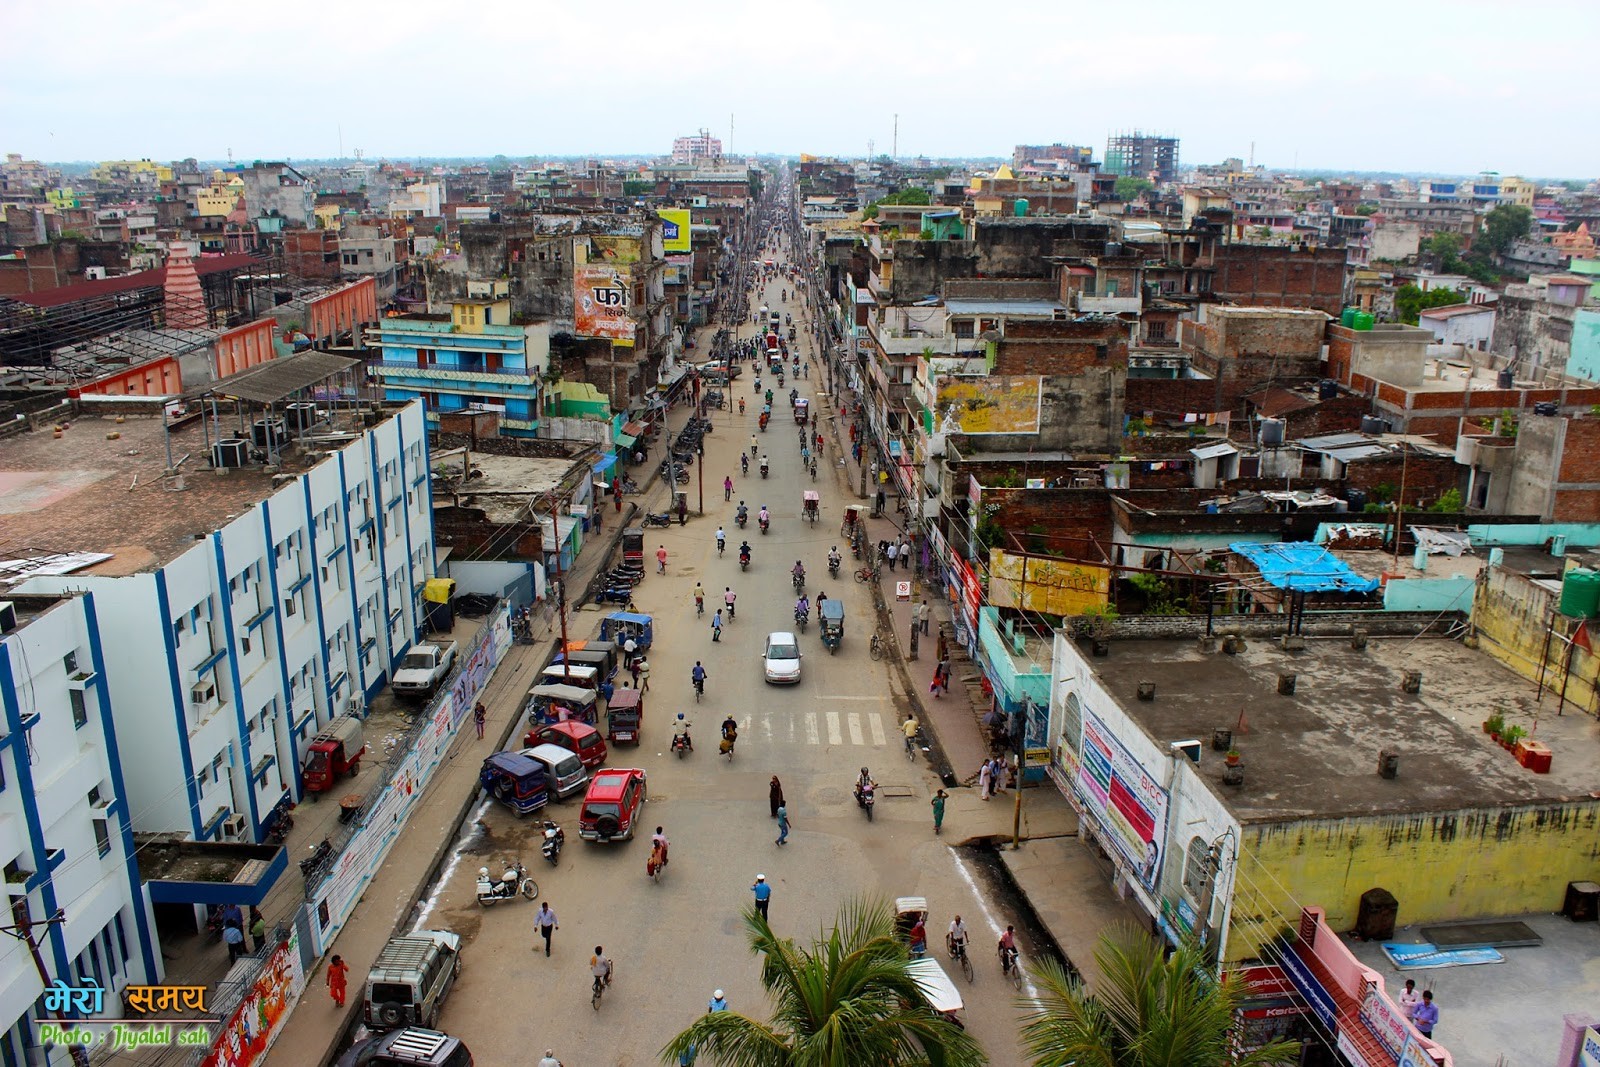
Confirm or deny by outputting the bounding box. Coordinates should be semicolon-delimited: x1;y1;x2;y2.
12;401;435;843
671;133;723;163
1012;144;1094;170
373;285;551;437
1105;132;1180;185
0;593;163;1062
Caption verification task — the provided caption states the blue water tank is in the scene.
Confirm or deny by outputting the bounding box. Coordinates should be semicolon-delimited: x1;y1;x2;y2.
1014;198;1029;217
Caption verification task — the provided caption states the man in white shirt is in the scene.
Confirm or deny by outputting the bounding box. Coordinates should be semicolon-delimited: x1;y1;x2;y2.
947;915;969;956
1397;978;1422;1020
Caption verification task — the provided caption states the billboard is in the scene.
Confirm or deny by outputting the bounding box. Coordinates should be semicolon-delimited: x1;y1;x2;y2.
1076;708;1169;890
934;374;1041;434
988;549;1110;616
660;208;691;253
574;265;635;345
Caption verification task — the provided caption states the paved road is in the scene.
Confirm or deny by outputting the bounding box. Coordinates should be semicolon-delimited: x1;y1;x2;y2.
409;208;1031;1065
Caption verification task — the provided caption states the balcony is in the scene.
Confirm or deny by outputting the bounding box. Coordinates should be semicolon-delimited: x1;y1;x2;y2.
373;360;540;382
871;326;986;357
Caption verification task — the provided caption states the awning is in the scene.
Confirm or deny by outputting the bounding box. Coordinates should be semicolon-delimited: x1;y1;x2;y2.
622;421;646;436
613;434;637;449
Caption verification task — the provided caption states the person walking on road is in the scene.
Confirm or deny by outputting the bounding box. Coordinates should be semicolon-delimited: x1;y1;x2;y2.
769;775;785;818
637;656;651;693
912;601;927;636
931;789;948;834
775;804;790;846
535;902;558;956
473;701;487;740
657;544;669;574
751;875;772;919
979;760;994;801
885;541;898;570
222;921;245;962
326;954;350;1007
711;609;723;642
899;538;912;571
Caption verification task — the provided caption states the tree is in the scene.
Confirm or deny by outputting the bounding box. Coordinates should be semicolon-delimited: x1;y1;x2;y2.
865;187;933;219
1353;203;1378;217
1114;177;1153;201
1019;924;1298;1067
662;900;986;1067
1480;204;1533;255
1394;284;1466;325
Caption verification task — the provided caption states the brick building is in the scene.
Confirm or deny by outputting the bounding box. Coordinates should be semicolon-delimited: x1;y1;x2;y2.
1180;306;1328;410
1211;243;1348;316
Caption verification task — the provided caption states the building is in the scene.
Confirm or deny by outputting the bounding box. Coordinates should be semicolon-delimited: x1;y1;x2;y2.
1417;301;1495;349
239;162;316;230
671;133;723;164
0;593;163;1062
1105;132;1179;185
1012;144;1094;170
10;396;435;845
372;283;551;437
1179;305;1328;409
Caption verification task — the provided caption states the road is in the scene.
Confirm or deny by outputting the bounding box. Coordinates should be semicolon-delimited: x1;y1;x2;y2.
402;196;1034;1066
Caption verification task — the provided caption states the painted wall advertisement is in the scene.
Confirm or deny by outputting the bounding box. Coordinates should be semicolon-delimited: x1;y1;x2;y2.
934;374;1041;434
574;265;635;344
200;931;306;1067
1075;709;1169;889
987;549;1111;616
659;208;691;253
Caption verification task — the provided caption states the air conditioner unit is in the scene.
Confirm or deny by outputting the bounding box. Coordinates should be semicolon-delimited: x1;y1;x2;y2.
191;681;216;706
212;439;250;469
221;814;248;841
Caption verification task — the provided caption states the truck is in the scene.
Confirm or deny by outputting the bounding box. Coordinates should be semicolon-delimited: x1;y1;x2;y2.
392;641;458;699
303;715;366;796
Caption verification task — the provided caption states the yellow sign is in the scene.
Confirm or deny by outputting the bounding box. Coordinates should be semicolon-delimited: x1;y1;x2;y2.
660;208;691;254
987;549;1110;616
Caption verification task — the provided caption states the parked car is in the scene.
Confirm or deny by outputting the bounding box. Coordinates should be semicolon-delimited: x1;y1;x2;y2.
392;641;458;699
578;768;647;842
363;930;462;1032
762;631;803;685
519;743;590;800
524;721;608;769
335;1028;473;1067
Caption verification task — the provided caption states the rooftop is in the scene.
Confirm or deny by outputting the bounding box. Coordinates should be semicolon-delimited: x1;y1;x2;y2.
1417;303;1495;320
7;252;261;308
1085;634;1598;821
944;298;1066;317
0;405;387;584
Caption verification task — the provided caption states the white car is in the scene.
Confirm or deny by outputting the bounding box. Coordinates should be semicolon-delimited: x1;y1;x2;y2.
762;632;803;684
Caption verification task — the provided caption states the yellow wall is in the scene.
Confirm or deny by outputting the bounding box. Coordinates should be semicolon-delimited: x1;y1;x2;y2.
1473;567;1598;714
1499;177;1536;209
450;299;511;333
1228;799;1600;962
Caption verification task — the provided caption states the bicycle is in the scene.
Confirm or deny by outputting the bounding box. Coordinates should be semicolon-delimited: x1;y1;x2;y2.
695;596;705;617
1000;946;1022;991
869;633;884;661
856;566;879;584
693;677;705;703
592;966;613;1009
904;731;918;762
949;938;974;983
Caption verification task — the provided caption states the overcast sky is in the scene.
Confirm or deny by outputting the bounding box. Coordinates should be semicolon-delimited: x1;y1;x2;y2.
3;0;1595;178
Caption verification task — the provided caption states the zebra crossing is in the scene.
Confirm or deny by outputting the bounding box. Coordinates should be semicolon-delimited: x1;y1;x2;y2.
731;705;894;749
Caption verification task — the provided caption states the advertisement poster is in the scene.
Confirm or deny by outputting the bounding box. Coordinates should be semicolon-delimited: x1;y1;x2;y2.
660;208;691;253
1076;709;1169;889
935;374;1041;434
987;549;1111;616
200;931;305;1067
574;265;634;344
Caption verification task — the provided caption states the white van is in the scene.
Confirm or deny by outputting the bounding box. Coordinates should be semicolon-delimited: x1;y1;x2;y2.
520;743;590;799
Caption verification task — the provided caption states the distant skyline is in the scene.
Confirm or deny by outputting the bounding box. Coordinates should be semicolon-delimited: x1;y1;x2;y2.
3;0;1596;179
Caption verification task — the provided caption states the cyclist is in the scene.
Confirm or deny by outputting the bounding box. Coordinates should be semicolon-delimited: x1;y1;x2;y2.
693;582;705;616
708;989;729;1013
724;586;738;619
998;925;1019;973
691;661;707;696
741;453;749;476
947;915;969;959
715;527;726;555
590;946;613;993
750;434;758;458
902;715;919;755
739;397;746;415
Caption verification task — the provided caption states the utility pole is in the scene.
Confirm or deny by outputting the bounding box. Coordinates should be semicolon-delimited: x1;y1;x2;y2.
1010;699;1027;850
2;907;91;1066
552;512;570;680
893;114;898;161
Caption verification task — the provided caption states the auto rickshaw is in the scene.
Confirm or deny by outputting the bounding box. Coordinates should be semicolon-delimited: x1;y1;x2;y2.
538;663;600;691
622;528;645;570
803;490;820;525
607;687;643;745
551;647;616;681
480;751;549;817
599;612;654;650
820;598;845;654
793;397;809;425
525;683;599;726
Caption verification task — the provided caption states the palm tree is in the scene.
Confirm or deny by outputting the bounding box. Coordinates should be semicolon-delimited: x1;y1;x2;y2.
1019;923;1298;1067
661;898;986;1067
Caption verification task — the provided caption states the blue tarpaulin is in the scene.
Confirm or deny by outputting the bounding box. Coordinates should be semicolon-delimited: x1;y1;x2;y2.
1229;542;1381;594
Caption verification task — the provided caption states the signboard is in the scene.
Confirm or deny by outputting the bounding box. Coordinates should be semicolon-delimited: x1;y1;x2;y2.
988;549;1111;617
660;208;691;253
1075;709;1169;889
1233;965;1297;1001
574;265;635;344
1337;1030;1372;1067
1360;986;1410;1059
895;580;911;602
955;556;982;632
934;374;1041;434
1277;944;1339;1030
1399;1036;1437;1067
1581;1026;1600;1067
200;930;305;1067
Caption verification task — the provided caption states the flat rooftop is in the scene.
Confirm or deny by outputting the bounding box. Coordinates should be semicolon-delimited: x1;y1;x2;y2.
1088;634;1599;821
0;406;384;583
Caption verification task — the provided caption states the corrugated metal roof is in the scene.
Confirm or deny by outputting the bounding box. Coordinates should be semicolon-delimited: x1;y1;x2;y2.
1189;442;1239;461
211;351;360;403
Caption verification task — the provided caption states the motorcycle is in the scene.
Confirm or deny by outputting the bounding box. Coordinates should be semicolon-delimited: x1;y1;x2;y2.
264;798;295;844
300;838;333;878
795;607;809;633
759;515;770;535
792;570;805;592
828;556;840;579
476;860;538;905
854;782;876;821
736;510;748;528
643;512;673;528
591;586;636;606
671;732;693;759
739;551;750;572
760;463;769;479
540;822;564;867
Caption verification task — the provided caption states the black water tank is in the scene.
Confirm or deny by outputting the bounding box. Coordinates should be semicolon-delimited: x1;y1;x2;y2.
1319;379;1338;400
1356;887;1399;941
1497;369;1515;389
1534;401;1559;416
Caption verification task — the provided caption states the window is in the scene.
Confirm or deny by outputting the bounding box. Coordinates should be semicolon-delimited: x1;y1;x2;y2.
93;819;111;858
63;650;78;674
1182;836;1212;902
69;690;88;730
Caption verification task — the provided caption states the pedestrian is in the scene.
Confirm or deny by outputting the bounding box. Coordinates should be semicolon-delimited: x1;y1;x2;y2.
751;874;772;919
473;701;487;740
711;609;723;641
538;1052;563;1067
677;497;688;525
875;487;886;514
769;775;785;818
1397;979;1421;1020
979;760;993;801
937;658;951;696
638;657;651;692
885;541;898;569
775;804;791;846
249;910;268;953
326;954;350;1007
1413;991;1438;1037
534;901;558;956
931;789;948;834
222;920;244;962
929;663;944;698
912;600;927;635
900;540;912;570
630;657;641;685
991;757;1008;794
657;544;669;574
624;635;639;669
936;630;949;663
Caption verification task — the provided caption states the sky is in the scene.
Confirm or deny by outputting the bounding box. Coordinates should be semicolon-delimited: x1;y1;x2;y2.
3;0;1596;178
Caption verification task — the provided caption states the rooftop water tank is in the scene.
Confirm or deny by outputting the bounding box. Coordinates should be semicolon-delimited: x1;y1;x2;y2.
1496;369;1514;389
1361;415;1387;435
1352;311;1375;331
1013;198;1029;217
1341;307;1359;328
1319;379;1338;400
1260;418;1285;447
1559;570;1600;619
